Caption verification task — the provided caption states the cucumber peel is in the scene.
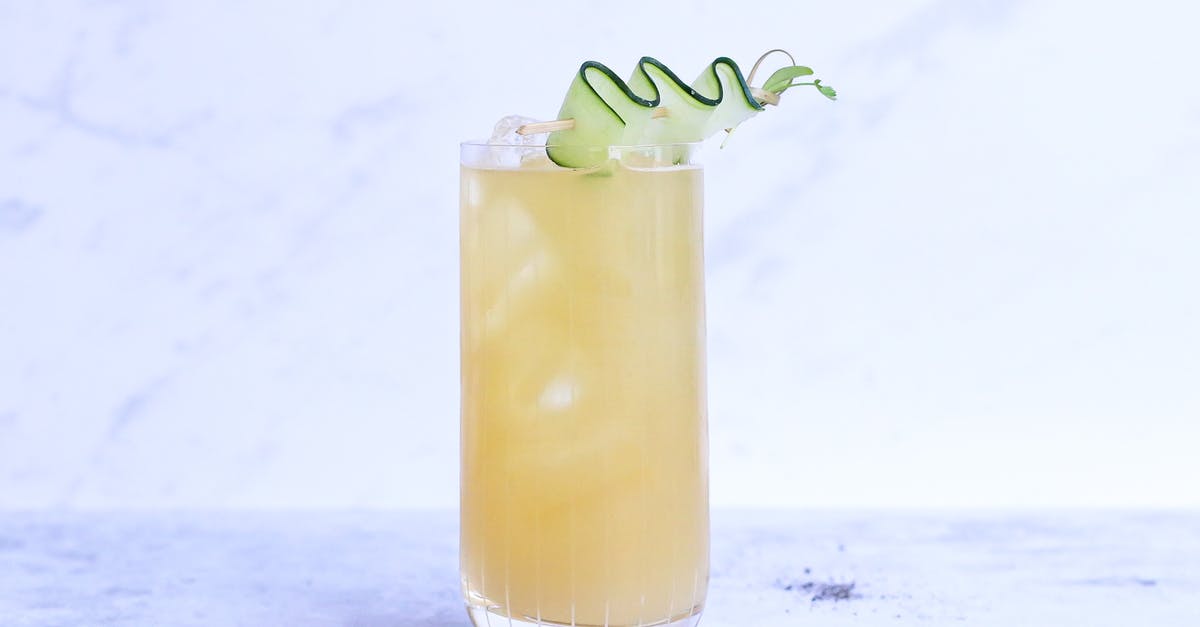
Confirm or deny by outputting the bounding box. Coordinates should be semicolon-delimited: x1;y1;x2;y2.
545;52;836;168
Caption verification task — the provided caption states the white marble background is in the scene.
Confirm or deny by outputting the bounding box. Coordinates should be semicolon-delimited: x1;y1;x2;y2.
1;0;1197;509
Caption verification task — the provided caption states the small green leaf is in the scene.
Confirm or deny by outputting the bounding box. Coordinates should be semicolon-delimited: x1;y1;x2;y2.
762;65;814;93
814;79;838;100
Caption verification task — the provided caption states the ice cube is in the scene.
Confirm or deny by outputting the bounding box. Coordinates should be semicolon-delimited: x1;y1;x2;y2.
489;115;542;146
519;150;555;169
486;115;549;167
482;247;555;339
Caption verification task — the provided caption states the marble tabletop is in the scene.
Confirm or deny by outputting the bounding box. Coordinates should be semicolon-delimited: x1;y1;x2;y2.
1;510;1196;626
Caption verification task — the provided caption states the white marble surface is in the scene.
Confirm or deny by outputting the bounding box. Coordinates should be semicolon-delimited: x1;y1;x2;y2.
2;510;1197;626
2;1;1200;510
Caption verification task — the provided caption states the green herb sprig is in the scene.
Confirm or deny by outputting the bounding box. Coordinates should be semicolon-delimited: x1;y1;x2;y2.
761;65;838;100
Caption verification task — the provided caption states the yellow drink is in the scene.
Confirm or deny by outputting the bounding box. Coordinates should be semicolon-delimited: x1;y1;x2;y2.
460;146;709;627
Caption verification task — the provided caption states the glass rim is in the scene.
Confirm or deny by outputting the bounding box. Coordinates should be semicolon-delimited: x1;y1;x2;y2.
459;140;705;149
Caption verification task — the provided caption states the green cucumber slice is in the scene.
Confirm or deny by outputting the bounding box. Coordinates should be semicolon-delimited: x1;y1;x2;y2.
546;57;764;168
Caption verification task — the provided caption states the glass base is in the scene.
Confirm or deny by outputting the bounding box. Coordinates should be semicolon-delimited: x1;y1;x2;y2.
466;603;703;627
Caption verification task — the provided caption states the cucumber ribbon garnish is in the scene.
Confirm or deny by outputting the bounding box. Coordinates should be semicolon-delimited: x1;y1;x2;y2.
521;49;836;167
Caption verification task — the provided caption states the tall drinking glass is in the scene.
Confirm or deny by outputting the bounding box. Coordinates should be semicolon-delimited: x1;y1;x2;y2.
460;142;708;627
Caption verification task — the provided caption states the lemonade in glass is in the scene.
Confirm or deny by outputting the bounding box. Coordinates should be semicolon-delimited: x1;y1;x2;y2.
461;142;708;626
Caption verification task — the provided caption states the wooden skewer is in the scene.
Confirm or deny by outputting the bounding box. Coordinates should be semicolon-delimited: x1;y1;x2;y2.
516;119;574;135
517;106;671;135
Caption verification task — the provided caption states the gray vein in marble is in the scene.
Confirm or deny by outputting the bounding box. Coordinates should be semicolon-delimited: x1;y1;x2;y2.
0;199;43;233
111;4;160;57
106;375;172;439
331;92;417;141
3;47;210;151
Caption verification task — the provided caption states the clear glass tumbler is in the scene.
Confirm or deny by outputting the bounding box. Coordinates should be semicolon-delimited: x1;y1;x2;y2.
460;142;708;627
